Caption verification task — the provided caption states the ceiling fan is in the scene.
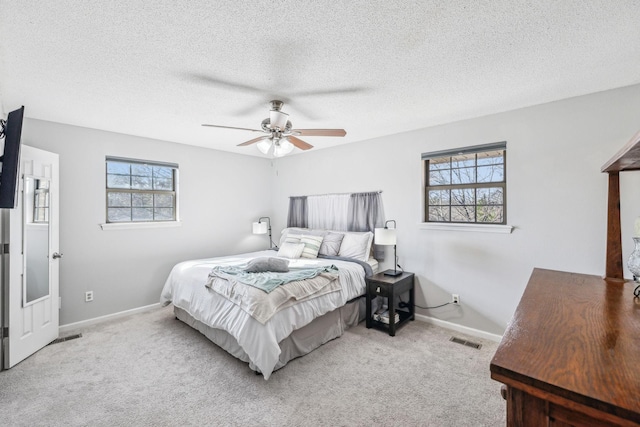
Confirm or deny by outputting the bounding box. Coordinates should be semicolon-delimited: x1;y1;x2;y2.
202;100;346;157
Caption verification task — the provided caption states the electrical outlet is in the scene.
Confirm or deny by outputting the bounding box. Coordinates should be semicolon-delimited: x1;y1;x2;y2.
85;291;94;302
452;294;460;304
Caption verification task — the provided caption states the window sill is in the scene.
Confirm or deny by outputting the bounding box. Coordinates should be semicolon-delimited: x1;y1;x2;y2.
100;221;182;231
419;222;513;234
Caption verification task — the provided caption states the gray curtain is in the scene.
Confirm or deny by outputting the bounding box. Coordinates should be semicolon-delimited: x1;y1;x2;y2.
347;192;385;259
287;192;386;260
287;196;308;228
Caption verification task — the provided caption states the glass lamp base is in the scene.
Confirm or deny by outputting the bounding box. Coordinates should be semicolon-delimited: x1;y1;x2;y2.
627;237;640;282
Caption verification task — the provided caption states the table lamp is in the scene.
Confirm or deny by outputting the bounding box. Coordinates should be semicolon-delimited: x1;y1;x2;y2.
252;216;277;249
375;220;402;276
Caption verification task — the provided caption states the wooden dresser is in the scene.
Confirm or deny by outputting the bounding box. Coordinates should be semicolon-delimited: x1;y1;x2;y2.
490;268;640;426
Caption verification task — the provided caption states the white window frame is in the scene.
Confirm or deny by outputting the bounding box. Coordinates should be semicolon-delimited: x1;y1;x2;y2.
101;156;180;230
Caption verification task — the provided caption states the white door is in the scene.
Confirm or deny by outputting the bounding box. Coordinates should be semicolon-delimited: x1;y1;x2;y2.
4;145;59;368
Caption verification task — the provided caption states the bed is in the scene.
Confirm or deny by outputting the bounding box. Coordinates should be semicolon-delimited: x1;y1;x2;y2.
160;228;379;379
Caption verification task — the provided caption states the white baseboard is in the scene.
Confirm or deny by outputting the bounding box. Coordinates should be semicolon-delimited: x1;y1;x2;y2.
58;303;503;343
59;303;161;334
414;313;503;343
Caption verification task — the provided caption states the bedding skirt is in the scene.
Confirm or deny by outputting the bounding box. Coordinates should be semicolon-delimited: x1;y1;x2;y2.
174;297;365;375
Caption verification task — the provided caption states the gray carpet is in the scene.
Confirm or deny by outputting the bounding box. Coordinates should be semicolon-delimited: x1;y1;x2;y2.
0;306;506;426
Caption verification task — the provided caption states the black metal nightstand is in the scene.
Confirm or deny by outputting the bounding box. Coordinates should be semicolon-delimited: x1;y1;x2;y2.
365;271;415;336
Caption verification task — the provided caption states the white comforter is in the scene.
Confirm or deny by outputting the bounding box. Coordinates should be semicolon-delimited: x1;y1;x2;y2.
160;250;367;379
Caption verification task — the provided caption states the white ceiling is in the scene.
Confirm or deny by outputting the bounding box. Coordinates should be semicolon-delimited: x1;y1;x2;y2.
1;1;640;157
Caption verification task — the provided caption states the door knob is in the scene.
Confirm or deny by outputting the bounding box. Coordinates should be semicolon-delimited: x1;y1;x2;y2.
52;252;63;259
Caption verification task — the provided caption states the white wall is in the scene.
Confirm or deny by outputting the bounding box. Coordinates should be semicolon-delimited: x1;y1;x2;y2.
272;84;640;335
21;119;274;325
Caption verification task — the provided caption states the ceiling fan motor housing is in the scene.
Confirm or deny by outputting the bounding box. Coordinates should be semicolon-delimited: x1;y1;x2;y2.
261;116;292;133
269;110;289;130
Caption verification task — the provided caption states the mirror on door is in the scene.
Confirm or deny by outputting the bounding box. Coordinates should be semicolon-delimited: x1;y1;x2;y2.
23;176;51;306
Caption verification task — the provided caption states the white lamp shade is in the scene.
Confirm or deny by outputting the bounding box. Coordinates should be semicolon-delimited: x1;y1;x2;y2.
270;110;289;130
273;139;294;157
256;139;272;154
252;221;268;234
374;228;396;245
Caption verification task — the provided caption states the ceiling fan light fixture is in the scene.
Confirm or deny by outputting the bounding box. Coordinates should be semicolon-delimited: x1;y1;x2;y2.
256;139;272;154
280;139;294;154
273;139;294;157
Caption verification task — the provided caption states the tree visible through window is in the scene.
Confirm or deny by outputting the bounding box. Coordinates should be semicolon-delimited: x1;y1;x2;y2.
423;142;506;224
105;157;178;223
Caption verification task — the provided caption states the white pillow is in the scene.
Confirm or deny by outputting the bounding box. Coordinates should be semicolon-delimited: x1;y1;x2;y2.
279;228;306;247
277;242;305;259
300;234;324;259
282;234;302;245
279;228;326;247
338;231;374;261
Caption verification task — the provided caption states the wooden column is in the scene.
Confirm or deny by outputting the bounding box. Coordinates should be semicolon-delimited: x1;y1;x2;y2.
600;129;640;280
605;171;623;281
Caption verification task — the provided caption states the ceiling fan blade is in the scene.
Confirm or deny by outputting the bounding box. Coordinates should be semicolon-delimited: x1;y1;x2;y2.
292;129;347;137
237;136;270;147
188;73;267;94
291;86;369;97
288;136;314;151
202;124;264;133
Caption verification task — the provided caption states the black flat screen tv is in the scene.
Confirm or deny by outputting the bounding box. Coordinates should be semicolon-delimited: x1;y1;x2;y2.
0;106;24;209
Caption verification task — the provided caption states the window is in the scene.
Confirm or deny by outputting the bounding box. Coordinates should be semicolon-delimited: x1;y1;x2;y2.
105;157;178;223
33;179;50;223
423;142;506;224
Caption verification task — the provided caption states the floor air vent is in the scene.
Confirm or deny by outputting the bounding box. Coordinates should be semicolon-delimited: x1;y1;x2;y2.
49;333;82;345
449;336;482;350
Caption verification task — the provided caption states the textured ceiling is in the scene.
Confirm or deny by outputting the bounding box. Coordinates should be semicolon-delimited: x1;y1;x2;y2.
1;1;640;157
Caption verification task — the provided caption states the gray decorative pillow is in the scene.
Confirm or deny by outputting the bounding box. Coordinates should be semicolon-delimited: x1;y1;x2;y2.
245;257;290;273
319;232;345;256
